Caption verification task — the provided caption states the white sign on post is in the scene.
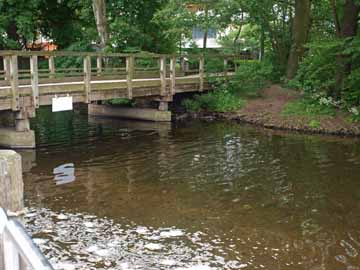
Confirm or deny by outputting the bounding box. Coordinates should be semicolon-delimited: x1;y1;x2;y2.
52;96;73;112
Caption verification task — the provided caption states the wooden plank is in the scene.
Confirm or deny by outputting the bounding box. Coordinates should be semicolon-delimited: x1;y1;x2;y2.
48;56;55;79
3;232;20;270
97;56;102;76
10;56;19;111
84;56;91;103
3;56;11;81
126;56;134;99
199;55;204;92
170;56;176;95
30;56;39;108
4;220;53;270
159;56;166;96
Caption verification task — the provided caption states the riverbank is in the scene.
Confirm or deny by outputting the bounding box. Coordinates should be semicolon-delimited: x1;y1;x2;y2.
177;85;360;137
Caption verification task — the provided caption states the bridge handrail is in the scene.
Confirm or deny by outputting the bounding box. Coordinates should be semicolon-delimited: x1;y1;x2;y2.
0;208;53;270
0;50;243;59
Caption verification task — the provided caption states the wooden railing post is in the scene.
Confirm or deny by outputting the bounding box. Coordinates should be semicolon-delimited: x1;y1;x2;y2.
126;55;134;99
180;56;186;72
30;55;39;108
0;150;24;215
224;57;228;77
97;56;102;76
170;56;176;95
160;56;167;96
10;55;19;111
3;56;11;81
48;56;55;79
84;55;91;103
199;55;204;92
234;56;238;72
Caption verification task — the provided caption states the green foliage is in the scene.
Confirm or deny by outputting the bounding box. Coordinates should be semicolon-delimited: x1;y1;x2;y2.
287;41;339;94
182;89;245;113
288;38;360;120
231;60;276;97
107;98;135;107
308;120;321;129
0;0;41;49
182;99;202;112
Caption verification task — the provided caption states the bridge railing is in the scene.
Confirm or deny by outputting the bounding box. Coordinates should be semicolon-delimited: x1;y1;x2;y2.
0;208;53;270
0;50;243;110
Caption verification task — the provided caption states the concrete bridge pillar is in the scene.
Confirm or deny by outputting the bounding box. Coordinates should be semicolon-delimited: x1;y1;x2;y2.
158;101;169;112
0;109;35;149
88;104;171;122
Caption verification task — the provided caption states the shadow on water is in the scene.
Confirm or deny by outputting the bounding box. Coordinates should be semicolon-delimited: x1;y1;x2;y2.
22;105;360;270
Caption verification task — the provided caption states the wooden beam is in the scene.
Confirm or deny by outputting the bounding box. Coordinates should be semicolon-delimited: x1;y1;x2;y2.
84;56;91;103
170;56;176;95
199;55;204;92
10;56;19;111
126;56;134;99
48;56;55;79
30;56;39;108
159;56;166;96
3;56;11;81
97;56;102;76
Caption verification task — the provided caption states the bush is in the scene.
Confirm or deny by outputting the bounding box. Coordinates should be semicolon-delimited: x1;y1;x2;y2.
230;60;276;97
287;41;338;95
182;89;245;113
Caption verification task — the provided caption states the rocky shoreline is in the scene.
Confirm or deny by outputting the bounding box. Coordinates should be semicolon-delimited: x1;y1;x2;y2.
175;111;360;137
174;85;360;137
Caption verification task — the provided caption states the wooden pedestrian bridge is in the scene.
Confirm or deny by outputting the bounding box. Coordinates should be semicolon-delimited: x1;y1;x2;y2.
0;50;240;148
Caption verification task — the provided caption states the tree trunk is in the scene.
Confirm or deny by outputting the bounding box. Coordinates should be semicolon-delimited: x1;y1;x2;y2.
259;26;265;61
333;0;360;98
203;28;208;50
92;0;109;50
202;5;209;51
286;0;311;80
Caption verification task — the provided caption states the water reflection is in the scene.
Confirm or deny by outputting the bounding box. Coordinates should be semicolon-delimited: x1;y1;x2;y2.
53;163;75;185
23;106;360;270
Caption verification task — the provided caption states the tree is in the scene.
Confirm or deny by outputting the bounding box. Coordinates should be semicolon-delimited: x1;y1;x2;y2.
0;0;41;49
286;0;311;79
92;0;109;50
331;0;360;98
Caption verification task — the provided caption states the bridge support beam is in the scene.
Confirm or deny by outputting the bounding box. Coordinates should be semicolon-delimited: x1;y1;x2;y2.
0;110;35;149
88;104;171;122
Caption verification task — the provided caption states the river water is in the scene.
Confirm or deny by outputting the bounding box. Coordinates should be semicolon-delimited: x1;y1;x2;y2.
22;106;360;270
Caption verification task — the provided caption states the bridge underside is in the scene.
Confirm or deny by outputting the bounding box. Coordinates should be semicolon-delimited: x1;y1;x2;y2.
0;76;215;148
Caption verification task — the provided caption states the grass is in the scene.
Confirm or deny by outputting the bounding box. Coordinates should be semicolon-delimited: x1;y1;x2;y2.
308;119;321;128
282;99;336;117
